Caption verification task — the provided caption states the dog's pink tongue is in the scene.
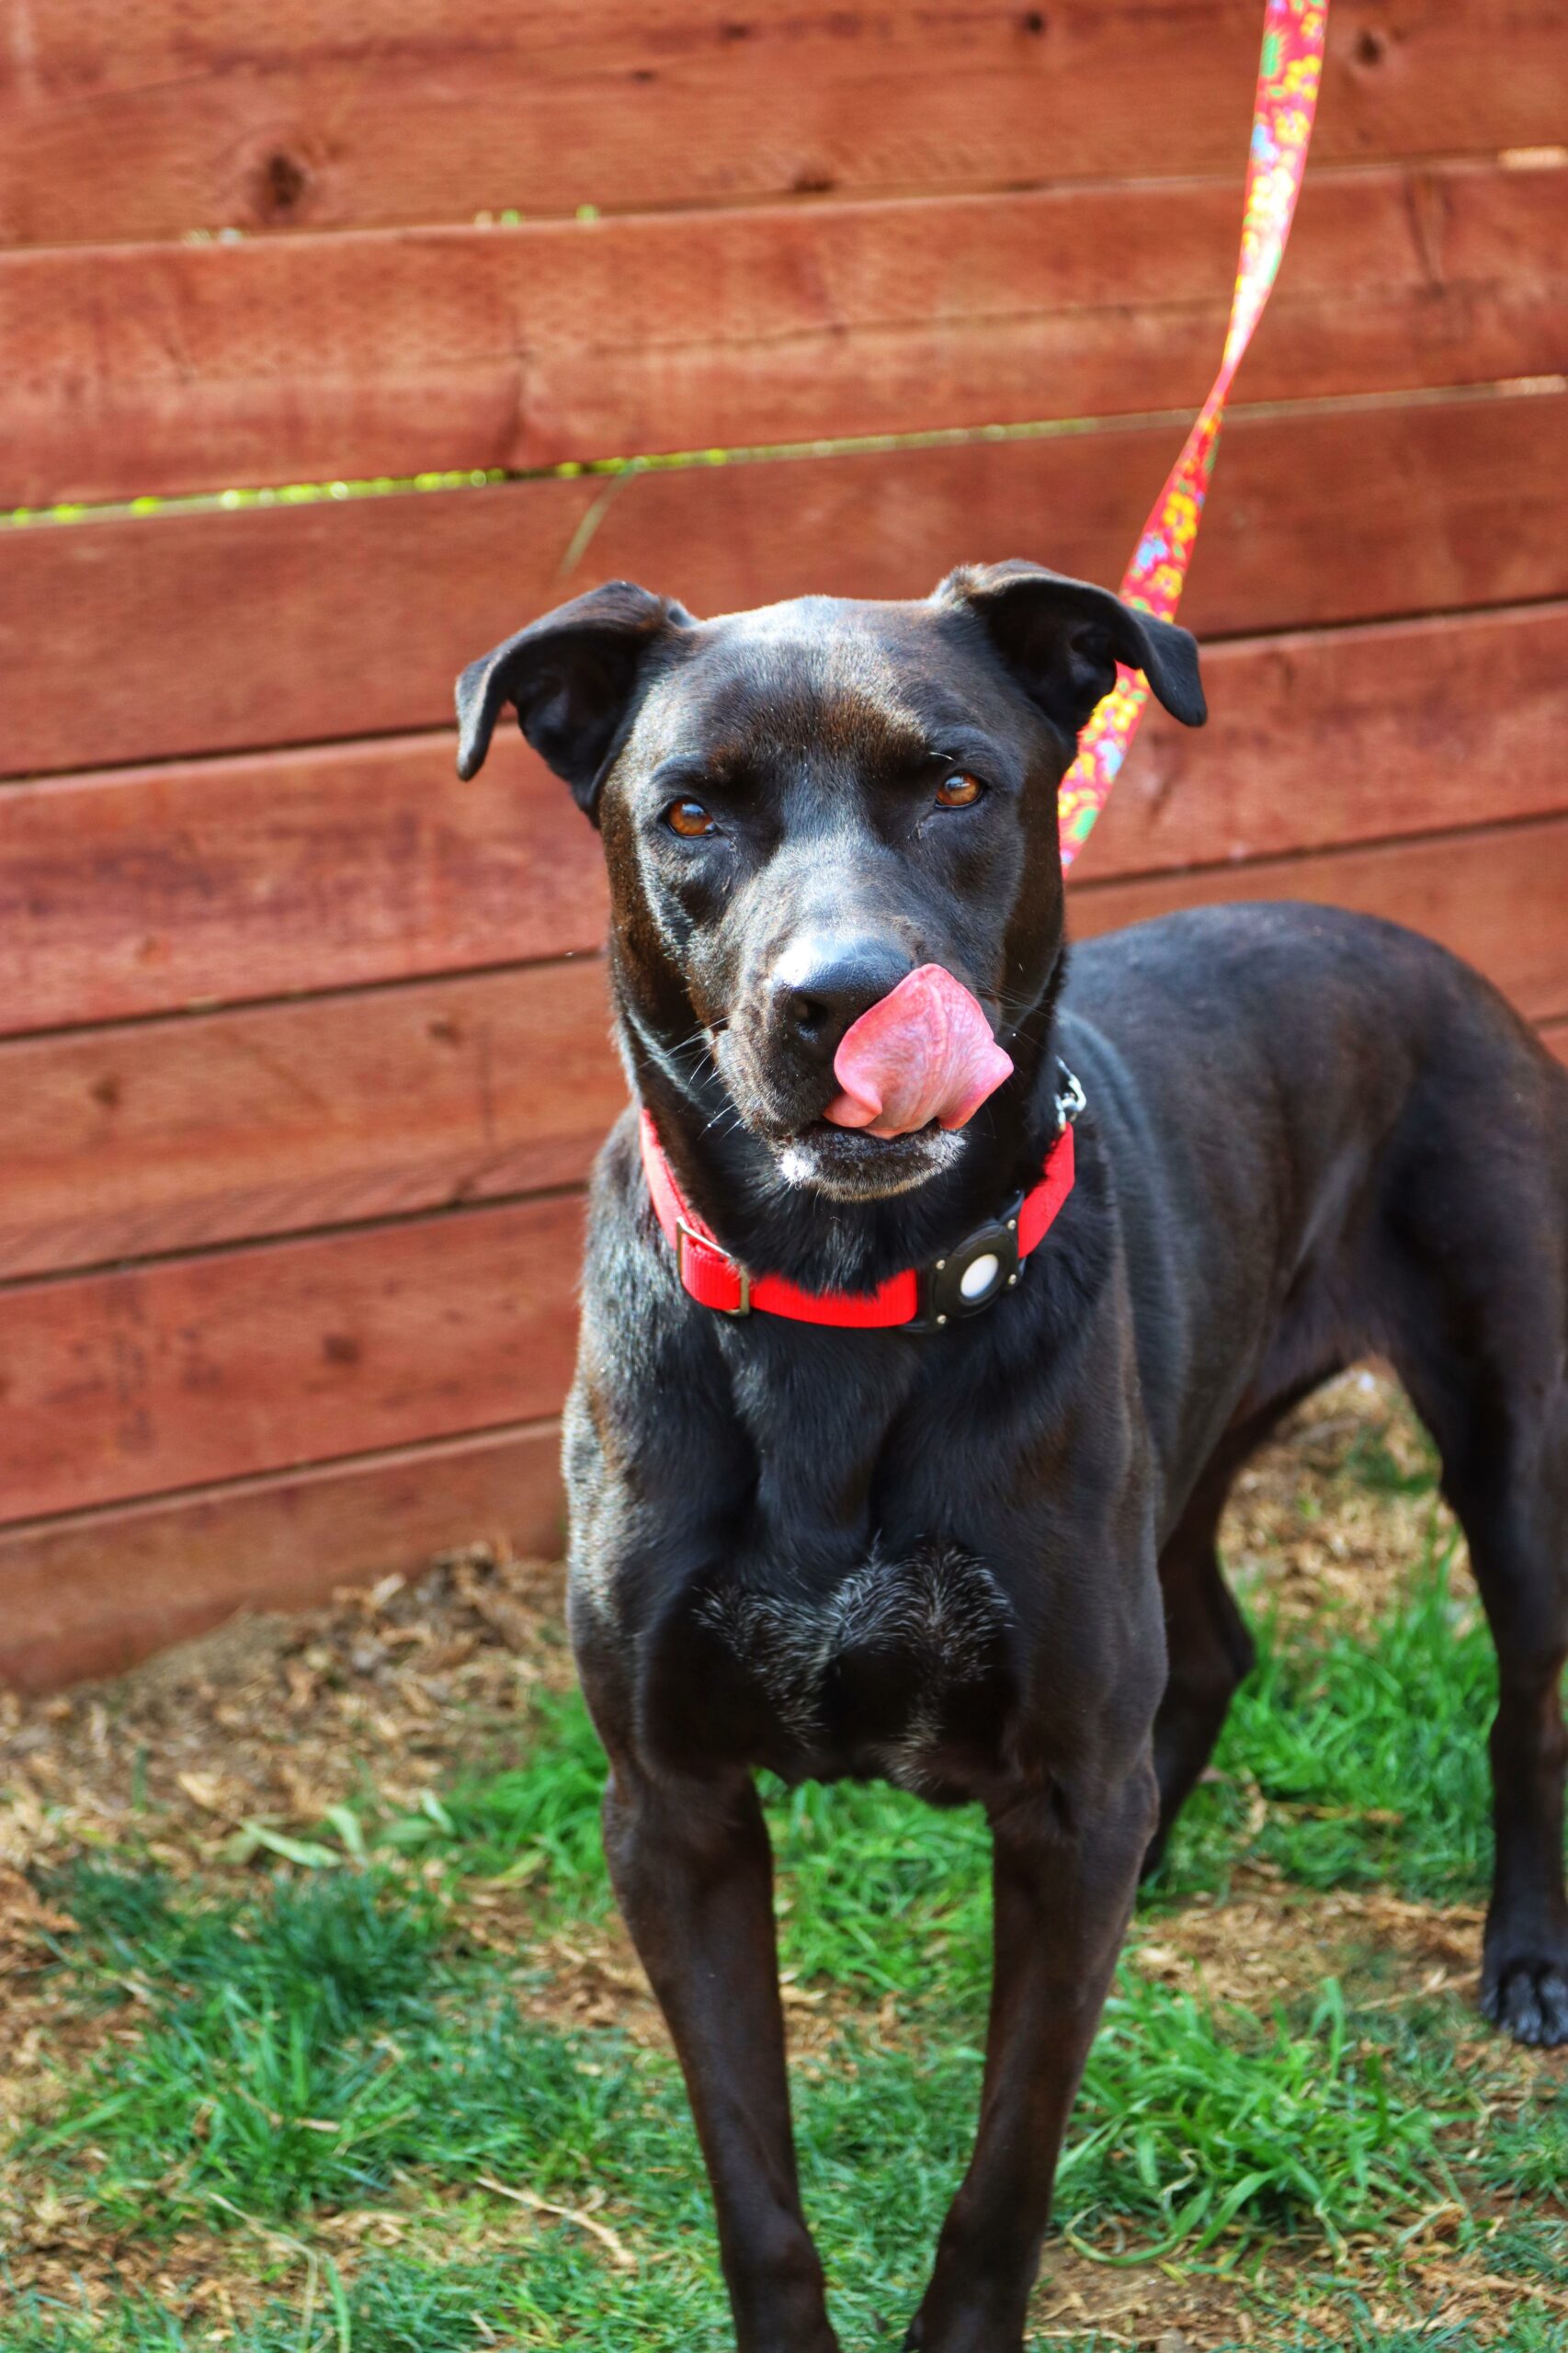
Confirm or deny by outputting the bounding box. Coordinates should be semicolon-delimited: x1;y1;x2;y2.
824;964;1013;1138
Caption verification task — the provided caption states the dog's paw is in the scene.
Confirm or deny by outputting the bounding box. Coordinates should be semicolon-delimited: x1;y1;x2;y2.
1481;1955;1568;2047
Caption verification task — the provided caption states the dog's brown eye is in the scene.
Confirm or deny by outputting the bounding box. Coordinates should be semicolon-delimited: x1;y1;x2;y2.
665;798;716;837
936;771;984;808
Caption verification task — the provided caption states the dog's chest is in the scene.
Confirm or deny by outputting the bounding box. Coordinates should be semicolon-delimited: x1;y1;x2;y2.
586;1313;1030;1790
695;1542;1015;1791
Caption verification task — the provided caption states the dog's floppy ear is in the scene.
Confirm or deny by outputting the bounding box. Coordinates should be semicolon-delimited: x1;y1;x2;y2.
938;560;1206;739
455;579;693;813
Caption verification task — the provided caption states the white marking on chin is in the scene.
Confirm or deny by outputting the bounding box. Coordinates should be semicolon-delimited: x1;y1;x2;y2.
776;1125;966;1199
778;1142;824;1188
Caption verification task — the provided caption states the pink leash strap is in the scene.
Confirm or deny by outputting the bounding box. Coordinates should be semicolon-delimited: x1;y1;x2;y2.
1057;0;1328;870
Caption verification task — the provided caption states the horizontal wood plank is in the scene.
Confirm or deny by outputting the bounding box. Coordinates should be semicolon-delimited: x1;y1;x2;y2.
1073;812;1568;1024
7;598;1566;1037
0;1418;566;1691
1075;600;1568;885
6;3;1564;247
0;1194;585;1522
11;157;1568;503
0;729;608;1029
6;386;1566;779
0;961;621;1277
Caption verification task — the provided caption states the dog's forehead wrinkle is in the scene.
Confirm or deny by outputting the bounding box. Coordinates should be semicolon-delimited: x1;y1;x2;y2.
670;608;937;757
631;606;1028;807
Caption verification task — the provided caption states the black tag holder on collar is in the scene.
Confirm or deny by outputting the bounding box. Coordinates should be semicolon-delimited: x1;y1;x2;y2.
904;1061;1085;1334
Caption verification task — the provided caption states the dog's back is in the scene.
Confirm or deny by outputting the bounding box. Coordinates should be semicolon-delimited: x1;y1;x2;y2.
1059;902;1568;1533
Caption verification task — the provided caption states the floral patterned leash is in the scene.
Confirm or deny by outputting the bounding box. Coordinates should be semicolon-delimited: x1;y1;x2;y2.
1058;0;1328;870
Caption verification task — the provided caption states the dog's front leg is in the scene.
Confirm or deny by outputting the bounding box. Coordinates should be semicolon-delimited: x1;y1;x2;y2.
602;1756;839;2353
903;1758;1158;2353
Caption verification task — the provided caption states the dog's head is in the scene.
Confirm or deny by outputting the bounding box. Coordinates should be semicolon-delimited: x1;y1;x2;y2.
456;563;1204;1200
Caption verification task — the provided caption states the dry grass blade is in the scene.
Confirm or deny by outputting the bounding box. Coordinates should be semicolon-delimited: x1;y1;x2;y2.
475;2172;638;2271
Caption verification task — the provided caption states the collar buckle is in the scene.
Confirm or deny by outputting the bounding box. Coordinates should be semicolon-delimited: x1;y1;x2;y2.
676;1216;752;1315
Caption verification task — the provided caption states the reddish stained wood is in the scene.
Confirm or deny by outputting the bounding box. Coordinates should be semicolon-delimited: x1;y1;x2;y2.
0;1418;566;1691
6;387;1566;780
8;159;1568;504
1072;813;1568;1026
0;1192;585;1522
1074;601;1568;885
0;728;608;1030
6;3;1564;247
0;961;621;1278
1542;1019;1568;1069
7;601;1567;1036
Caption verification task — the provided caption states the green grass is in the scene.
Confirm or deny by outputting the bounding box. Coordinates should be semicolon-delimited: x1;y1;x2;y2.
1267;2323;1562;2353
31;1894;656;2229
28;1840;1538;2331
1156;1527;1498;1905
339;1699;613;1893
1061;1975;1469;2253
23;1761;1548;2249
47;1862;445;2023
7;2255;539;2353
14;1421;1568;2347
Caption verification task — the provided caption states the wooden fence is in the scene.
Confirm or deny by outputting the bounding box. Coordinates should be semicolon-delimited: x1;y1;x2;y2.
3;2;1566;1687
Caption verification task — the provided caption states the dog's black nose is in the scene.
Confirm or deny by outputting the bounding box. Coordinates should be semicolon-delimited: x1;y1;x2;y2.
768;933;915;1063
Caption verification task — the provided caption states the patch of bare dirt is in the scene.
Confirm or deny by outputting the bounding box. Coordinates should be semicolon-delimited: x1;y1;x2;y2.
0;1547;572;1883
1130;1880;1487;2017
1221;1368;1468;1634
4;2196;273;2332
0;1370;1444;1893
1033;2220;1568;2347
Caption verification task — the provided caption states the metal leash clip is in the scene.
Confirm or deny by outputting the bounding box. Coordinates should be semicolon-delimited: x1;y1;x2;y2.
1053;1061;1086;1133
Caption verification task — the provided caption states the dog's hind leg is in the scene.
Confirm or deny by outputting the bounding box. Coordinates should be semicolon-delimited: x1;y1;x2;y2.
1375;1021;1568;2044
1144;1456;1254;1875
1392;1346;1568;2046
1144;1383;1332;1875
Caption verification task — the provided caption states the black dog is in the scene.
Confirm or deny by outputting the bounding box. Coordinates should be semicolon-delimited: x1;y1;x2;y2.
456;565;1568;2353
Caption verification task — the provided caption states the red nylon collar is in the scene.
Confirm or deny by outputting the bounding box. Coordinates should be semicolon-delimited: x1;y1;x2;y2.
638;1107;1076;1329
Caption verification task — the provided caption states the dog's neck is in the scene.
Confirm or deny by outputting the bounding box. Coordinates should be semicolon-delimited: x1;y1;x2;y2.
622;958;1070;1297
